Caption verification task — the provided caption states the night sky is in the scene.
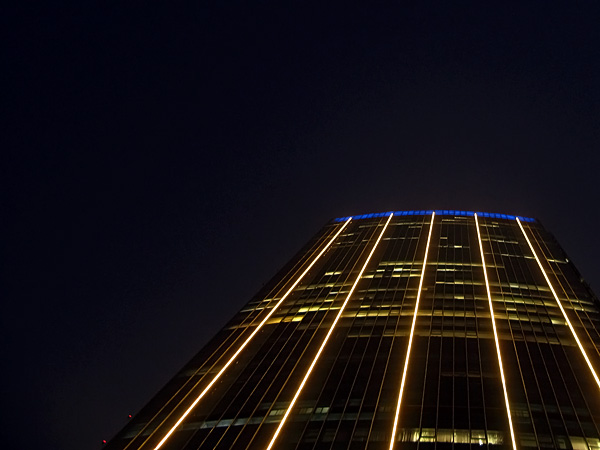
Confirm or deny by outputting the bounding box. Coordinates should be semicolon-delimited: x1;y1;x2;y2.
4;2;600;449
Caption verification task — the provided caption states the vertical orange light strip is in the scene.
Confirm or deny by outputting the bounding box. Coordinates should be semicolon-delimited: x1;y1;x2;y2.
388;212;435;450
516;217;600;390
475;213;517;450
265;213;393;450
152;218;352;450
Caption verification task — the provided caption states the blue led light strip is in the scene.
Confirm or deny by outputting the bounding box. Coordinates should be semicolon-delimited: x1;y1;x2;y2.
334;210;535;223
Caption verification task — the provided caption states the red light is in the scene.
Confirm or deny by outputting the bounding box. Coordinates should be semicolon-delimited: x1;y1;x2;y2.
128;414;132;418
102;440;107;444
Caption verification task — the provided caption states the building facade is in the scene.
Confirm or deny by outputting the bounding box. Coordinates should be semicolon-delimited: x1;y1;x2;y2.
106;210;600;450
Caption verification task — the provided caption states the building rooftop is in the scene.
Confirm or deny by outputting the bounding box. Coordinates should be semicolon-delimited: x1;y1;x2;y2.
334;209;536;222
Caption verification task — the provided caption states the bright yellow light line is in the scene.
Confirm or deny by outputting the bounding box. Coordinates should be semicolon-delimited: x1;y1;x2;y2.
475;213;518;450
516;217;600;390
152;218;352;450
266;214;393;450
388;212;435;450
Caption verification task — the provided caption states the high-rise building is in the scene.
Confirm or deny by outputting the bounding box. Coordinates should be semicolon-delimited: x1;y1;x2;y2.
106;210;600;450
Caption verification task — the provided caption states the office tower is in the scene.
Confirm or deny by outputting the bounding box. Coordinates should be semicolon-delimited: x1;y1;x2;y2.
106;210;600;450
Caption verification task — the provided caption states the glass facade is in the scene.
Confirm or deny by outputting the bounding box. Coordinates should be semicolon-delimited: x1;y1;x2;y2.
106;211;600;450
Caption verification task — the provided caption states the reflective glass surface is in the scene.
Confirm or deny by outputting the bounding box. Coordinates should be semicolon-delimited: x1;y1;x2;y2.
106;213;600;450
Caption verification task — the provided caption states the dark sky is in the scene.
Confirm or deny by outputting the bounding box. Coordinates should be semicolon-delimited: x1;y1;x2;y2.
3;2;600;449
